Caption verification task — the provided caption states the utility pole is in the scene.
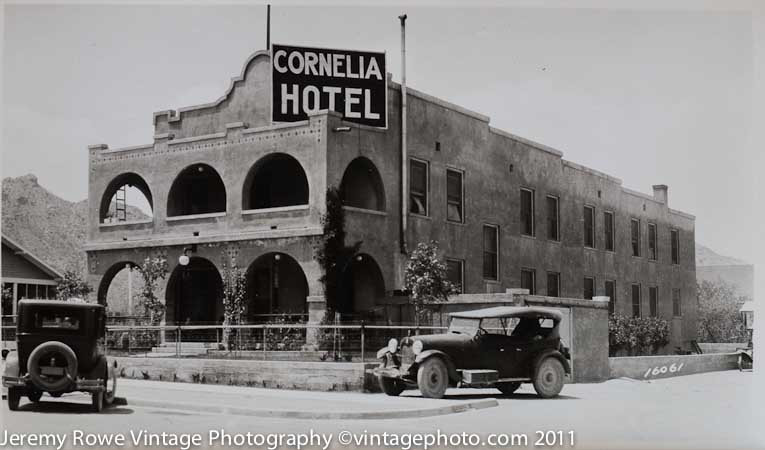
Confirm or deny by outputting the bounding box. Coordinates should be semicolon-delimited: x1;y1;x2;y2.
399;13;408;255
266;4;271;50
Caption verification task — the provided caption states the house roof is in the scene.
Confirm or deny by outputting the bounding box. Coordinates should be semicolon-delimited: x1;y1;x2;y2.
1;234;64;280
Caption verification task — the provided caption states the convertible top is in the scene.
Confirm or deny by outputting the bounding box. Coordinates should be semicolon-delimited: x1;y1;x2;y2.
449;306;563;321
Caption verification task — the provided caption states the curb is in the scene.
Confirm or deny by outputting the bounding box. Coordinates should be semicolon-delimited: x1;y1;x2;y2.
128;397;499;420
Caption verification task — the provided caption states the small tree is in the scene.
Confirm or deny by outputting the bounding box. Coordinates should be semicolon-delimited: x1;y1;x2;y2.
220;252;247;350
608;315;670;356
55;269;93;301
697;279;748;343
404;241;460;326
136;256;168;326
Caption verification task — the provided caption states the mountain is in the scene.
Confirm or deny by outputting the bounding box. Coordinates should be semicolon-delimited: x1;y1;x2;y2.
695;242;749;267
2;174;148;273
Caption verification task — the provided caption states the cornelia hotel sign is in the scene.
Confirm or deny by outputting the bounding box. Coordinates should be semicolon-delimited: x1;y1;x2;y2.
271;44;388;128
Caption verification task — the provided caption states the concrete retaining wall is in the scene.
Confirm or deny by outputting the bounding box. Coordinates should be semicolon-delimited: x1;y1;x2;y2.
609;353;739;381
114;356;379;392
698;343;747;354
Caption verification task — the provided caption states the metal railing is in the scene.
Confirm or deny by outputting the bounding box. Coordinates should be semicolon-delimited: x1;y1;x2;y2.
102;323;450;362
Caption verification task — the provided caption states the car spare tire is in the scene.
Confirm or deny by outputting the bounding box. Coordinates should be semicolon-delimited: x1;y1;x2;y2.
27;341;78;392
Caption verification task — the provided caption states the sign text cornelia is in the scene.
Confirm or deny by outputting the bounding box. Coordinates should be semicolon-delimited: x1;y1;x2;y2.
272;44;387;128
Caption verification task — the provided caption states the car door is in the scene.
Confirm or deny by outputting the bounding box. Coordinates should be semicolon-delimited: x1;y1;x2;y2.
477;331;518;376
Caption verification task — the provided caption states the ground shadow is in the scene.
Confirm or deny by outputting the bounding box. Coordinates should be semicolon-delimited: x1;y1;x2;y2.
13;399;133;415
402;391;579;401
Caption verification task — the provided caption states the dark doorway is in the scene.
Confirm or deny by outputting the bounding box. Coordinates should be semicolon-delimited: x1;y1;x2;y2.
243;154;309;210
165;257;223;325
167;164;227;216
338;254;385;319
245;253;308;322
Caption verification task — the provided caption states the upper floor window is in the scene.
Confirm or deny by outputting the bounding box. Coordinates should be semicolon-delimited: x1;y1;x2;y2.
631;218;641;257
584;277;595;300
670;229;680;264
446;258;464;294
546;195;559;241
649;286;658;317
482;224;499;280
605;280;616;315
520;188;535;236
409;159;428;216
521;268;536;295
583;206;595;248
648;223;658;260
604;211;615;251
446;169;464;223
631;284;641;317
547;272;560;297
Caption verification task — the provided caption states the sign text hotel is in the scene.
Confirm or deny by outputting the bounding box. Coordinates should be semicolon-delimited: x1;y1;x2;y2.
271;44;387;128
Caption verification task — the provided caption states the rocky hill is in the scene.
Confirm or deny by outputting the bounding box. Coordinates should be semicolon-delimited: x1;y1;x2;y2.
2;175;148;311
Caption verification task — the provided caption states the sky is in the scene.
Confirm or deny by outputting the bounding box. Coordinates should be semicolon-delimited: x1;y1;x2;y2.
1;2;760;269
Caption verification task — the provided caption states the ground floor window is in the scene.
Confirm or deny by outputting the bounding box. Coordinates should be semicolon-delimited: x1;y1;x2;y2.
672;289;682;317
632;284;641;317
546;272;560;297
605;280;616;315
446;259;464;294
649;286;658;317
583;277;595;300
521;268;536;295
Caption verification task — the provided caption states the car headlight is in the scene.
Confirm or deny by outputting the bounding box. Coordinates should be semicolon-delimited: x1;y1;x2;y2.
388;338;398;354
412;340;423;355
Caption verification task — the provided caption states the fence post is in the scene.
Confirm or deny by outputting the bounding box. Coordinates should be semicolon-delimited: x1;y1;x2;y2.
176;325;181;358
263;326;267;361
128;328;132;356
360;322;365;363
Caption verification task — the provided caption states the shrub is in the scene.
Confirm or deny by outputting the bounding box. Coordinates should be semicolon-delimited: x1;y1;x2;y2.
697;279;749;343
609;314;670;356
404;241;460;326
265;314;305;351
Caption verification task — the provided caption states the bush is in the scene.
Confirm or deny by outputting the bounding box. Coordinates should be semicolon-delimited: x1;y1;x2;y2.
609;314;670;356
265;314;305;351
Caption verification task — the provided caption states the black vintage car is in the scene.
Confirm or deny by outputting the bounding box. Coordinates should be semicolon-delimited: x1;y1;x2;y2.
2;300;117;412
374;306;571;399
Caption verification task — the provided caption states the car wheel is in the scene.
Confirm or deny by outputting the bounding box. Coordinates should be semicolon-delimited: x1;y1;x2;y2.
417;358;449;399
27;341;78;392
27;390;43;403
533;357;565;398
7;387;22;411
49;392;63;398
378;375;405;396
104;367;117;406
496;382;521;395
92;390;104;413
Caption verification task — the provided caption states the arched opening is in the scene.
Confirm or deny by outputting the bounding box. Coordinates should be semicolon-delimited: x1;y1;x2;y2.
242;153;309;210
165;257;223;326
245;252;308;322
338;253;385;318
167;164;226;217
340;157;386;211
99;173;153;223
97;261;141;308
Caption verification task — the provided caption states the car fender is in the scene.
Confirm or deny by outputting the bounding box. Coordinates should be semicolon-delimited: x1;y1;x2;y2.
532;349;571;375
3;351;20;377
86;354;109;380
415;350;459;382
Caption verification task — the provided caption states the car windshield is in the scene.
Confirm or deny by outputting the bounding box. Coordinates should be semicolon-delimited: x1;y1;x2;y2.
448;317;481;335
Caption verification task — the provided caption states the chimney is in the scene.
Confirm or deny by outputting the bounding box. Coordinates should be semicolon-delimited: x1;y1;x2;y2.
652;184;668;205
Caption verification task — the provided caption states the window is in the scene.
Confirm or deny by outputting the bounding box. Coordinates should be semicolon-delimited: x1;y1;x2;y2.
446;259;464;294
583;206;595;248
648;223;657;260
482;225;499;280
446;169;464;223
409;159;428;215
520;189;535;236
1;282;13;315
672;289;682;317
604;211;615;251
631;219;641;257
521;268;536;295
546;195;559;241
584;277;595;300
671;229;679;264
547;272;560;297
631;284;641;317
649;286;659;317
605;280;616;315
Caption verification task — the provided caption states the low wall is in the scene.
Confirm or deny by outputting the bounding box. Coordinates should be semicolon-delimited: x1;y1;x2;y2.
113;356;379;392
609;353;740;381
698;343;748;354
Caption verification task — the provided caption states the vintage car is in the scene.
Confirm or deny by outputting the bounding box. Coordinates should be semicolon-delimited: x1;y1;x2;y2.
2;299;117;412
374;306;571;399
